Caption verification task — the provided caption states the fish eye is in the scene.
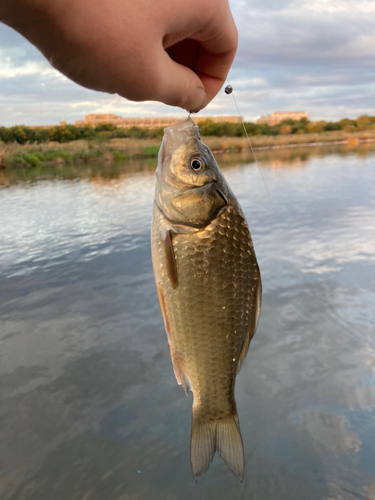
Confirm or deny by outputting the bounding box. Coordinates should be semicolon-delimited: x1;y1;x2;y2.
190;157;205;172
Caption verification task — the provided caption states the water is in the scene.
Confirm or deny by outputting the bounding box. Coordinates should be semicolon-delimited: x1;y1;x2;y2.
0;144;375;500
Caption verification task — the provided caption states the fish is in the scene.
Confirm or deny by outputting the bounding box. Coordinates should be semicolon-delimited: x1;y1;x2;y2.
151;117;261;481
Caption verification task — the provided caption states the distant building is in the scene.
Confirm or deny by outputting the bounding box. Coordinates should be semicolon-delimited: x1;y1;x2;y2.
29;121;67;130
256;112;309;126
74;114;241;128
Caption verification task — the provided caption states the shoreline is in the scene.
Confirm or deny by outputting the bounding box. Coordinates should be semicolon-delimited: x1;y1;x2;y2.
1;131;375;169
208;137;375;155
250;136;375;152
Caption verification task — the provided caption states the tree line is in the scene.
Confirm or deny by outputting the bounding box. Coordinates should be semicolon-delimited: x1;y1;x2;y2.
1;115;375;145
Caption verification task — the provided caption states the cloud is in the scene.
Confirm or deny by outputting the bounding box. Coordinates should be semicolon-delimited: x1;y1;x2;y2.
1;1;375;125
233;0;375;62
0;54;57;79
226;0;375;120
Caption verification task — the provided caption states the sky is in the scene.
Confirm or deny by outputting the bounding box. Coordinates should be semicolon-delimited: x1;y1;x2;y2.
1;0;375;126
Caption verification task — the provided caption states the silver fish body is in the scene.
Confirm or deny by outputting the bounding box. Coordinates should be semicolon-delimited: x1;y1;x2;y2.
151;118;261;481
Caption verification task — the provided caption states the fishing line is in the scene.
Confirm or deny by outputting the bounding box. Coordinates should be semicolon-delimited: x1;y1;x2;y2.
225;80;272;202
188;79;271;201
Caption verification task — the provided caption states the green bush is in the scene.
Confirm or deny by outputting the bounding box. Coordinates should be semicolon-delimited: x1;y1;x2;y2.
144;146;160;156
42;149;72;162
243;122;259;136
85;148;102;160
95;122;117;132
112;150;129;161
23;152;43;167
8;151;44;168
225;144;240;152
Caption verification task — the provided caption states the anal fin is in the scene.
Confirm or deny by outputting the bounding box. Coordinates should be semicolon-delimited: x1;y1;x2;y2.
170;351;190;396
156;283;189;394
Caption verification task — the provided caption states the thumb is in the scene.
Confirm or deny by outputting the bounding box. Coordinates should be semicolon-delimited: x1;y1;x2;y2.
152;51;207;112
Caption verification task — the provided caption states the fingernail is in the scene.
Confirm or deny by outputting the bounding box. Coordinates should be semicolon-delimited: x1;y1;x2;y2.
188;87;207;113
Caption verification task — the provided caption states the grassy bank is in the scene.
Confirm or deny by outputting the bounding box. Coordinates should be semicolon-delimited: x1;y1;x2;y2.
1;130;375;170
0;138;161;169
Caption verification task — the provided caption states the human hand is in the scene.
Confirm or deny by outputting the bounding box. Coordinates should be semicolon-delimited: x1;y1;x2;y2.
0;0;238;112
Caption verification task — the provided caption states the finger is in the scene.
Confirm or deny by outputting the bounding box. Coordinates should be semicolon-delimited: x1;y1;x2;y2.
194;5;238;61
194;11;238;103
170;40;237;105
163;2;238;106
195;45;237;105
151;49;208;112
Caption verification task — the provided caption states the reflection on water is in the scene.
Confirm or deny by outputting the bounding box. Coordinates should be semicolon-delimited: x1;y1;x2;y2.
0;143;375;499
0;158;158;187
2;140;375;187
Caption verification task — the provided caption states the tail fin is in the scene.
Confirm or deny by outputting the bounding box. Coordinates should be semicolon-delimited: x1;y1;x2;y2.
190;411;244;482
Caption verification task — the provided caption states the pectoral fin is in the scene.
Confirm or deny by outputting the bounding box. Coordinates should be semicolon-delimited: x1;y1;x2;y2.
160;229;178;289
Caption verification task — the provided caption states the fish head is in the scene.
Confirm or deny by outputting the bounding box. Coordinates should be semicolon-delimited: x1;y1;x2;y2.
155;118;230;228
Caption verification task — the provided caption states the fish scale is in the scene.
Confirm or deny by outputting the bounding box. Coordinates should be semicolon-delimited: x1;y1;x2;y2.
151;117;261;481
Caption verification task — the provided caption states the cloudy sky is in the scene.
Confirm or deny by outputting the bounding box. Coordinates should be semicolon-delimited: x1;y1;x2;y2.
1;0;375;126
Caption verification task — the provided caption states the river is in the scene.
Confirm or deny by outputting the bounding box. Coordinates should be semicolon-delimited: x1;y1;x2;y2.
0;144;375;500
